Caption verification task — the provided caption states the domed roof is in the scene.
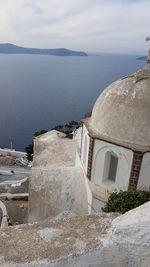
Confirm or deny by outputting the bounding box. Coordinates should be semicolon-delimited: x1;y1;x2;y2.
86;69;150;151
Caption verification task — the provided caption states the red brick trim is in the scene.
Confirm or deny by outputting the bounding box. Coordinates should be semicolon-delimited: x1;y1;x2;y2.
128;151;144;191
87;137;94;180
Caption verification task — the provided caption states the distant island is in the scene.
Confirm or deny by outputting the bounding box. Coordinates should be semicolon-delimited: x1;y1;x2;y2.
137;56;147;61
0;43;87;57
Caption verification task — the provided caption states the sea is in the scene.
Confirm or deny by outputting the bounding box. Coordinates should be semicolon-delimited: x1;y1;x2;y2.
0;53;144;151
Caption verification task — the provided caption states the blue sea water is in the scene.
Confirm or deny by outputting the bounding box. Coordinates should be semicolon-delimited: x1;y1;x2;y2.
0;53;143;151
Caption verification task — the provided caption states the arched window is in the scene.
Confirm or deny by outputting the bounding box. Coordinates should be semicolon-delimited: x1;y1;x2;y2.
103;152;118;182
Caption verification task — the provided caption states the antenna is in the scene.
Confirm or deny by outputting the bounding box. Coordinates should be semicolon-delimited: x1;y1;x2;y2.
10;141;13;150
145;37;150;70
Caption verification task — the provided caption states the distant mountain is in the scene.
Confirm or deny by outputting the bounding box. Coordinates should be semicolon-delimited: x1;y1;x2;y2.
0;43;87;56
137;56;147;61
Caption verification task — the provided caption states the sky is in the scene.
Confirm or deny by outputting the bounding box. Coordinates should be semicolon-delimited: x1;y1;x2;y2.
0;0;150;54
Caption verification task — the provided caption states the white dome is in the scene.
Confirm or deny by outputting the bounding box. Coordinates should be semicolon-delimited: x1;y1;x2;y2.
86;69;150;151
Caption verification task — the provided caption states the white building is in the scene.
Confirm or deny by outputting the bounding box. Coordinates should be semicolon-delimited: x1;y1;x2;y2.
29;51;150;222
81;67;150;190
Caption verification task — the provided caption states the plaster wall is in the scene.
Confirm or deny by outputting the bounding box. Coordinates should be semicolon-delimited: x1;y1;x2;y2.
81;125;90;173
138;152;150;189
75;152;82;168
75;153;92;214
74;127;82;154
33;131;77;168
91;140;133;191
29;166;90;223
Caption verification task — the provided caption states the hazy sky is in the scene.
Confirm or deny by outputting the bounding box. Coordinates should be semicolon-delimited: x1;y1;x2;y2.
0;0;150;54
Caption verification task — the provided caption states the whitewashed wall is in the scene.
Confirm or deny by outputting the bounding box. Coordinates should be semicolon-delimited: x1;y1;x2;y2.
81;125;90;173
91;140;133;191
138;152;150;189
75;152;93;214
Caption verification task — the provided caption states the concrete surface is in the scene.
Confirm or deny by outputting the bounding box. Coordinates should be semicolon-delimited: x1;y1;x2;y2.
0;212;118;266
0;202;150;266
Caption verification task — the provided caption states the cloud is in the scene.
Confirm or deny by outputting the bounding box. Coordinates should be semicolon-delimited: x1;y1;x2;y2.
0;0;149;54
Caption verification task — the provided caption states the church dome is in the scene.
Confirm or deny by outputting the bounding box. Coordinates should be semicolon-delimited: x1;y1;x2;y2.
88;69;150;151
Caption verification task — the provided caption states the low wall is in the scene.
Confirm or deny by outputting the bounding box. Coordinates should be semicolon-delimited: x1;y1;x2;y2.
0;149;26;158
